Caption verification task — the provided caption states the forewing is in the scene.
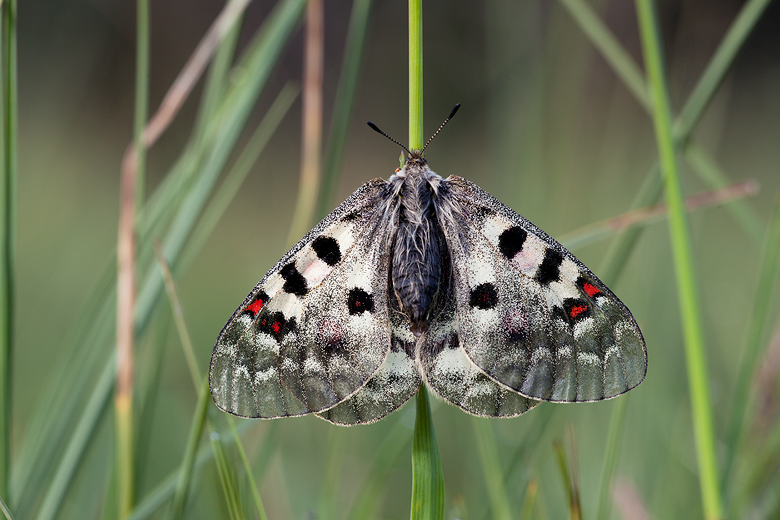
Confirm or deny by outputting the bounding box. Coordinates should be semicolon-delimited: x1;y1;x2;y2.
210;179;394;417
421;276;540;417
436;176;647;402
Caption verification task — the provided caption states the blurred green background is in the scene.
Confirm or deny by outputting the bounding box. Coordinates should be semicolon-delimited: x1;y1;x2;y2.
10;0;780;519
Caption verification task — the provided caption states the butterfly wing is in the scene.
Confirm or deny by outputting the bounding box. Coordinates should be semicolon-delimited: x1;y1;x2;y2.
435;176;646;403
420;272;540;417
210;179;398;417
316;299;421;425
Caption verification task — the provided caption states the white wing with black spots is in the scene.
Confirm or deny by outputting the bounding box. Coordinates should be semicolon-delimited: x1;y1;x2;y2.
211;109;647;424
435;176;646;403
420;275;540;417
210;179;395;418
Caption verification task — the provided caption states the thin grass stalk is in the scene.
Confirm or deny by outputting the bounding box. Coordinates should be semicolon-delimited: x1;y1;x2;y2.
35;356;115;520
635;1;722;518
155;243;200;387
287;0;324;245
117;133;139;520
0;0;16;503
557;181;758;252
317;0;373;220
176;84;299;274
594;396;628;520
722;198;780;494
473;419;512;520
126;420;257;520
552;440;581;520
0;494;13;520
211;431;244;520
170;378;210;520
408;0;423;150
227;418;268;520
134;0;150;212
684;142;764;244
411;388;445;520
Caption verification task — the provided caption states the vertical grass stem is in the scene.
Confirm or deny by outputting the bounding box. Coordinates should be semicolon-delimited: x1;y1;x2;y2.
0;0;17;503
635;1;722;518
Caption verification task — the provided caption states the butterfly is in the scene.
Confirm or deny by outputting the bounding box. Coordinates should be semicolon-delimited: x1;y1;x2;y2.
209;104;647;425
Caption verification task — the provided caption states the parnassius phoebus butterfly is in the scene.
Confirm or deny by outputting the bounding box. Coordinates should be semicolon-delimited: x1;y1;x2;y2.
210;104;647;425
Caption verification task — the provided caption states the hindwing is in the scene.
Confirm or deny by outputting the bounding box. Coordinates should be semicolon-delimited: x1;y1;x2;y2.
420;273;540;417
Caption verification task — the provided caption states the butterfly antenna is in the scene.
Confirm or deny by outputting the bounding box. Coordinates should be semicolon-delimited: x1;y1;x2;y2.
367;121;411;156
421;103;460;154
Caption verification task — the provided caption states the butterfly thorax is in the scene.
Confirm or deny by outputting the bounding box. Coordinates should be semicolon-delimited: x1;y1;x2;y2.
388;154;447;336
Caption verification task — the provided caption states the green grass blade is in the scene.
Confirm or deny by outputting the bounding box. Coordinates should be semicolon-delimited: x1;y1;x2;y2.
0;0;17;502
317;0;373;220
473;419;512;520
169;377;210;520
126;420;258;520
211;428;244;520
0;493;13;520
411;388;445;520
227;418;268;520
176;84;298;275
35;356;115;520
136;0;306;316
553;439;581;520
594;397;628;520
636;1;722;518
721;199;780;494
133;0;150;211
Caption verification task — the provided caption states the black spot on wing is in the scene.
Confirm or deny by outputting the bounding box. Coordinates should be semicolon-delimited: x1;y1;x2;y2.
535;249;563;285
498;226;528;259
312;236;342;266
257;311;297;342
347;288;374;315
280;263;308;296
342;210;360;221
469;282;498;310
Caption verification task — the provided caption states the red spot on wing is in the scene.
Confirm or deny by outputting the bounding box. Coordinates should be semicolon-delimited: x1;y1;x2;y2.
582;282;601;298
246;298;265;315
271;321;281;334
570;304;588;319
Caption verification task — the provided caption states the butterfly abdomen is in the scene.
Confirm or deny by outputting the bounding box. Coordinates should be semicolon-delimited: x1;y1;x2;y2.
390;161;446;334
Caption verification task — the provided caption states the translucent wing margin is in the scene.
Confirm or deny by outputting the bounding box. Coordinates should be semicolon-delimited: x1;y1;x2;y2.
436;176;647;402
